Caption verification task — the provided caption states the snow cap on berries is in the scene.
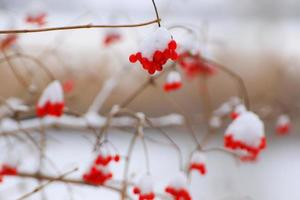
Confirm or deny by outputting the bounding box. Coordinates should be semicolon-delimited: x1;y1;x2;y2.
133;174;155;200
165;172;191;200
276;114;291;135
189;151;207;175
224;111;266;161
129;27;178;74
36;80;64;117
95;143;120;166
164;71;182;92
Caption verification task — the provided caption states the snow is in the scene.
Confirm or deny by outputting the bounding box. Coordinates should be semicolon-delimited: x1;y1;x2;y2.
191;151;206;164
276;114;290;126
209;116;222;128
225;111;265;147
136;174;154;194
166;71;181;84
168;172;188;190
139;27;173;59
37;80;64;107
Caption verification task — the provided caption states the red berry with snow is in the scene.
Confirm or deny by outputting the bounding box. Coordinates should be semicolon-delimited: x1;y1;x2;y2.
36;80;64;117
164;71;182;92
276;114;291;135
0;164;17;183
129;27;178;74
224;111;266;161
165;173;192;200
133;175;155;200
189;151;207;175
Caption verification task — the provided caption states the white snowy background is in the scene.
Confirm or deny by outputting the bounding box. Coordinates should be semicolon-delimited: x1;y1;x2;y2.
0;0;300;199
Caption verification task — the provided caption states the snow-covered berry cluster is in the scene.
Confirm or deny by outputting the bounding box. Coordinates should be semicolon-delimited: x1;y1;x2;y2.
164;71;182;92
189;151;207;175
83;146;120;185
224;111;266;161
25;12;47;26
276;114;291;135
0;164;17;183
129;27;178;74
133;175;155;200
36;80;64;117
165;173;192;200
0;34;17;51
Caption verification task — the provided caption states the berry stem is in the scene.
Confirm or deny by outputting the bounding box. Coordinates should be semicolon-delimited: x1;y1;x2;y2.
151;0;161;27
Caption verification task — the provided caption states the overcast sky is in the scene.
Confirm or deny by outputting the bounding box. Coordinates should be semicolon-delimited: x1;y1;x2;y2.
0;0;299;21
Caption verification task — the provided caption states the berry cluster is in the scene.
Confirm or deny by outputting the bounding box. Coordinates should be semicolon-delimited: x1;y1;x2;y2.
0;164;17;183
276;114;291;135
25;13;47;26
164;71;182;92
36;81;64;117
165;173;192;200
83;152;120;185
0;34;17;51
224;112;266;161
129;27;178;74
178;52;216;77
189;151;206;175
133;175;155;200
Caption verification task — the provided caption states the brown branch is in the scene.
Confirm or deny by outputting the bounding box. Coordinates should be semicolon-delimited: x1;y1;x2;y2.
15;171;122;193
16;168;78;200
151;0;161;27
0;19;161;34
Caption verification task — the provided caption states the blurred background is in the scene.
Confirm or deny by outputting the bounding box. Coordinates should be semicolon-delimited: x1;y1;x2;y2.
0;0;299;199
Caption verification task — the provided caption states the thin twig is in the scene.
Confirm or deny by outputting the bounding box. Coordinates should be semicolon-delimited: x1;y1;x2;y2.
0;19;161;34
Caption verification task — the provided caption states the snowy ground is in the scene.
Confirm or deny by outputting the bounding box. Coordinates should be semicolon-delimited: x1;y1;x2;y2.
0;123;300;200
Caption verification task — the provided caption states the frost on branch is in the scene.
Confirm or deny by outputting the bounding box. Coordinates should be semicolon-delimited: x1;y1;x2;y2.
224;111;266;161
189;151;207;175
36;80;64;117
129;27;178;74
164;71;182;92
133;174;155;200
165;172;192;200
276;114;291;135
